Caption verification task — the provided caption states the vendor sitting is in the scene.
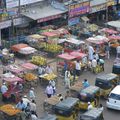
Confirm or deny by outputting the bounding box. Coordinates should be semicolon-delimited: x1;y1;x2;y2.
1;82;8;102
14;82;23;92
46;65;53;74
97;59;105;71
91;58;97;73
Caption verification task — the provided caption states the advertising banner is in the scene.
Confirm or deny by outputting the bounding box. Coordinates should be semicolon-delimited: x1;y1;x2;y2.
69;1;90;18
6;0;43;9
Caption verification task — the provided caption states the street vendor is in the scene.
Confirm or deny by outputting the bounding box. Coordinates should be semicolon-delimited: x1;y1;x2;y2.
1;82;8;102
46;65;53;74
88;45;95;60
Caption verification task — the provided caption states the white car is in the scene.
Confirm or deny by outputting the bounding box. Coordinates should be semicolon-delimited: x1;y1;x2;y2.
106;85;120;110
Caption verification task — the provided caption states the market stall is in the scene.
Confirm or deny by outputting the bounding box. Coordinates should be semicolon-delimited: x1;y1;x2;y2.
21;62;38;88
2;72;23;102
100;28;118;36
86;35;109;58
39;73;57;85
26;34;46;49
0;104;21;120
6;64;24;75
11;43;37;55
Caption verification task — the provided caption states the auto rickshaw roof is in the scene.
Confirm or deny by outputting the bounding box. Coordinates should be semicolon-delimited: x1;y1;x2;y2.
54;97;79;110
80;86;100;95
39;114;57;120
96;73;118;81
80;108;102;119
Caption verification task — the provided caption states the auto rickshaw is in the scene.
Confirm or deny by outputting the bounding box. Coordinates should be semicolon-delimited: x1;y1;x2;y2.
78;86;100;110
53;97;79;120
80;108;104;120
95;73;119;98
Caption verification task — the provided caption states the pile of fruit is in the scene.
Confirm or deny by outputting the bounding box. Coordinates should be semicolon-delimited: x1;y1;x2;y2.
24;73;37;81
31;56;47;65
0;104;21;116
44;44;62;53
43;73;57;80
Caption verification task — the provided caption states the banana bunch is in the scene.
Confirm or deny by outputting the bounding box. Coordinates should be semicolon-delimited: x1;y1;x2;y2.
31;56;47;65
44;44;62;53
43;73;57;80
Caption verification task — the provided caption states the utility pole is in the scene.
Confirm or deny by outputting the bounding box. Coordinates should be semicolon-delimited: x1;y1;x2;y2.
106;0;108;22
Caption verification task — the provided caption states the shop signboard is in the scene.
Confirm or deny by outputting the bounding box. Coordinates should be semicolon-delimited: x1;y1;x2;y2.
69;1;90;18
68;17;80;26
107;0;117;6
90;3;107;13
37;14;62;23
6;0;44;9
0;20;11;29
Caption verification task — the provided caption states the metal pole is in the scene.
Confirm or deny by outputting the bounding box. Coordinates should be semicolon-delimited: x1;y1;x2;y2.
106;0;108;22
18;0;21;15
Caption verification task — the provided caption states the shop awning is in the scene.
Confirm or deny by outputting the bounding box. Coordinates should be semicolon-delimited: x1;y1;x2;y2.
21;5;67;20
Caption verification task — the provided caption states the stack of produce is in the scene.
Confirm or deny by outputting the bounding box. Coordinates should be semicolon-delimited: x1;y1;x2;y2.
0;104;21;116
24;73;37;81
31;56;47;65
43;73;57;80
44;44;62;53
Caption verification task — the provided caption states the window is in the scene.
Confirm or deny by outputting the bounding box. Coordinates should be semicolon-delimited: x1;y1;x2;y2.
109;93;120;100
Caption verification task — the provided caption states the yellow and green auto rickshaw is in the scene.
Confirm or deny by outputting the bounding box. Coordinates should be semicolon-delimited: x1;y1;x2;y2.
95;73;119;98
80;108;104;120
53;97;79;120
78;86;100;110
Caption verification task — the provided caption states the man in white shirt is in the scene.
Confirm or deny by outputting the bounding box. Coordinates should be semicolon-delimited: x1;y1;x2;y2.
87;102;93;110
29;87;35;100
92;58;97;68
75;60;81;76
88;45;94;60
46;65;53;74
30;100;36;112
45;83;53;98
22;95;31;108
1;83;8;94
1;83;8;102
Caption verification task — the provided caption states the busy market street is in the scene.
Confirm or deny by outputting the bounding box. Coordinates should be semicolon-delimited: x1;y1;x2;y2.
1;0;120;120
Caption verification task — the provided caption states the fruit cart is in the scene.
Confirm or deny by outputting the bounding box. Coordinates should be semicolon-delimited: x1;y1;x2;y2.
39;73;57;85
6;64;24;75
69;81;83;98
57;53;76;74
62;38;85;53
2;72;24;103
11;43;37;58
86;35;109;58
31;56;47;66
21;62;38;88
0;104;21;120
43;95;60;112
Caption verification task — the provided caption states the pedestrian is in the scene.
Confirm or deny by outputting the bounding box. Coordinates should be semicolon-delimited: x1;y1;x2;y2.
99;104;104;111
46;65;53;74
25;103;31;119
64;69;71;88
49;80;56;95
75;60;81;76
1;82;8;102
20;108;27;120
31;111;38;120
105;43;110;59
45;83;54;98
88;45;94;60
29;87;35;100
82;79;90;88
16;100;26;110
38;65;43;75
91;58;97;73
22;95;31;108
87;102;93;110
30;100;36;113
